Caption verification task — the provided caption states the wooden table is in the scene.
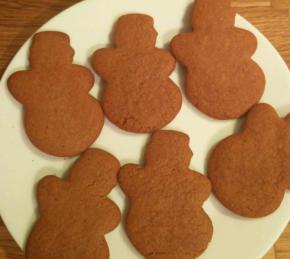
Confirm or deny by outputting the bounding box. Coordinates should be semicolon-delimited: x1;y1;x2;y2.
0;0;289;258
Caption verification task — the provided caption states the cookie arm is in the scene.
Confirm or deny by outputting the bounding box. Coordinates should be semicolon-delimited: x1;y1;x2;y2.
91;48;116;81
171;33;194;66
118;164;144;198
7;71;31;104
244;103;280;133
72;65;95;91
232;28;257;56
36;175;67;213
94;198;121;234
154;49;176;75
189;170;212;204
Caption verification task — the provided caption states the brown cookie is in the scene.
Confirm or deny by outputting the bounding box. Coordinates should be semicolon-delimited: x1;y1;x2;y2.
26;148;121;259
8;31;104;157
92;14;182;133
171;0;265;119
208;103;290;217
119;130;213;259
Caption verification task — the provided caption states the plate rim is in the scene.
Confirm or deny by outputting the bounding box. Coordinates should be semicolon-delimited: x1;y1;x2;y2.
0;0;289;258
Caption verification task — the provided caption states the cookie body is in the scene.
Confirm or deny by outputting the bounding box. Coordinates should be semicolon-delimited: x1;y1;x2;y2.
8;31;104;157
26;149;121;259
119;130;213;258
92;14;182;133
171;0;265;119
208;103;290;217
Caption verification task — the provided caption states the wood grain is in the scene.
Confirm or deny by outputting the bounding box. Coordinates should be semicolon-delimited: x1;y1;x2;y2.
233;0;271;7
0;0;289;259
263;247;276;259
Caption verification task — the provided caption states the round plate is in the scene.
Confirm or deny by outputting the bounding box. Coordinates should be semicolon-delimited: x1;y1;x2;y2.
0;0;290;258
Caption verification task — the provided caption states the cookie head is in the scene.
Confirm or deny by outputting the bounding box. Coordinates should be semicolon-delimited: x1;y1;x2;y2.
192;0;235;30
30;31;74;68
114;14;157;49
69;149;120;196
145;130;193;168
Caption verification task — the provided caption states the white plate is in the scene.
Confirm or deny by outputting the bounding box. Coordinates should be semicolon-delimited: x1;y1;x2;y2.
0;0;290;258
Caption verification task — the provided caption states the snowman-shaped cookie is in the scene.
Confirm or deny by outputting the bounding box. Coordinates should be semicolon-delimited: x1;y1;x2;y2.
119;130;213;259
209;103;290;217
171;0;265;119
92;14;182;133
8;31;104;157
26;149;121;259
